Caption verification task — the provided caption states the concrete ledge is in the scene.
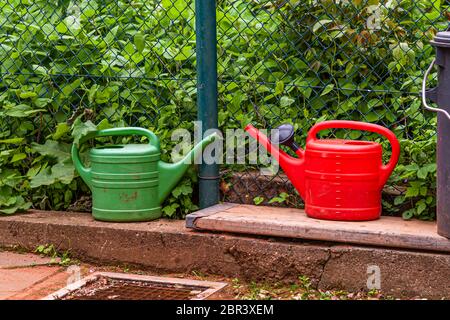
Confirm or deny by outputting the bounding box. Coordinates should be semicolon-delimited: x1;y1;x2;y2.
0;210;449;299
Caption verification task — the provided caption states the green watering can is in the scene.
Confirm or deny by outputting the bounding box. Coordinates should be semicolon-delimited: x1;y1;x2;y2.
71;127;217;222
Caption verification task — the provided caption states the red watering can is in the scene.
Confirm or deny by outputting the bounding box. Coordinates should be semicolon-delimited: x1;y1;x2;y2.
245;120;400;221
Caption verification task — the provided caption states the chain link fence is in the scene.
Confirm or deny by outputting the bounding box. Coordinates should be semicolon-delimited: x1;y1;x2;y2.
0;0;199;214
218;0;448;220
0;0;447;219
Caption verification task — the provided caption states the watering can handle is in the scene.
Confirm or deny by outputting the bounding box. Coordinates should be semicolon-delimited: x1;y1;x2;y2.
71;127;160;188
84;127;160;147
306;120;400;186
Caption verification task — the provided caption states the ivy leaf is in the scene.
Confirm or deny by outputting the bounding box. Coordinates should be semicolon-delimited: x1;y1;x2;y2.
416;201;427;215
71;118;97;145
253;196;264;205
394;196;405;206
162;203;179;217
268;192;289;204
55;22;68;33
32;140;71;162
424;163;437;173
280;96;295;107
0;137;24;144
174;46;193;61
417;167;428;179
96;118;113;131
402;209;415;220
405;185;419;198
30;162;75;188
312;19;333;33
11;153;26;163
0;169;21;188
19;91;37;99
162;0;188;20
52;123;70;140
0;195;31;215
134;32;146;53
0;196;16;207
320;84;334;96
61;78;83;97
172;183;193;197
275;81;284;95
4;104;45;117
420;186;428;196
34;98;52;108
0;186;16;206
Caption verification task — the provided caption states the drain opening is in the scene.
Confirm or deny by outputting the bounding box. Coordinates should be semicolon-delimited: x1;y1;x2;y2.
43;272;227;300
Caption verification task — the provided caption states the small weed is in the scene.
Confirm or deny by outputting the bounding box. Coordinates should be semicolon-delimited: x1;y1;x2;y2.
243;282;273;300
8;245;29;254
253;196;264;205
230;275;401;300
298;275;312;291
368;288;380;297
318;290;334;300
333;290;349;299
268;192;289;205
246;282;260;300
34;244;72;266
191;270;207;279
231;278;241;289
289;283;300;292
122;265;130;273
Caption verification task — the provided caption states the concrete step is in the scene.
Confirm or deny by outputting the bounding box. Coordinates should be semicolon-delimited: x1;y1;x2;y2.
186;203;450;253
0;209;449;298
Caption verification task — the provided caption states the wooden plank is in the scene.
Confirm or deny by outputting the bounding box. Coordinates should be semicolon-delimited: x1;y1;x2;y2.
185;203;238;229
190;204;450;253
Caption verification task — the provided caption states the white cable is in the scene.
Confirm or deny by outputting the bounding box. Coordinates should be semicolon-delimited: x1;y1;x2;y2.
422;58;450;121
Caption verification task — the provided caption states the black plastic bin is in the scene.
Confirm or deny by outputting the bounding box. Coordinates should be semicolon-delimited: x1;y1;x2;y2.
423;31;450;239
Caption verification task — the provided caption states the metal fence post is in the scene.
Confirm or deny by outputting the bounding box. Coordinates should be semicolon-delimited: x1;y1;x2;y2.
196;0;219;208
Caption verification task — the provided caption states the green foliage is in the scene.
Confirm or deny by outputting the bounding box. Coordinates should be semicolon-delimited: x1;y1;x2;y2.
268;192;290;204
162;168;199;217
35;243;72;265
386;125;438;220
253;196;264;205
0;0;446;219
0;0;198;217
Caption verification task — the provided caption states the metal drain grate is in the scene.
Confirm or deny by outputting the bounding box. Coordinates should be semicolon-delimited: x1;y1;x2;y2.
43;272;227;300
63;277;208;300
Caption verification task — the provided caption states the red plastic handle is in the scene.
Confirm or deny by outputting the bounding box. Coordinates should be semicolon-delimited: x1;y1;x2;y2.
306;120;400;186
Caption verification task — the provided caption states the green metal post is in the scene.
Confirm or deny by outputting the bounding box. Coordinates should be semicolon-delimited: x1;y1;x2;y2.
196;0;219;208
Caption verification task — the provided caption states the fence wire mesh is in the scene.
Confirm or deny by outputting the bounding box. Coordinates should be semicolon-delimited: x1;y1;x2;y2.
0;0;447;219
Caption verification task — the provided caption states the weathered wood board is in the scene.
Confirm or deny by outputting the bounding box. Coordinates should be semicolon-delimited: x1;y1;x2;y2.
186;203;450;253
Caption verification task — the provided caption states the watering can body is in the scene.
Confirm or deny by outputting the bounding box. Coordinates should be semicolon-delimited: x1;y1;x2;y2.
72;127;216;222
245;120;400;221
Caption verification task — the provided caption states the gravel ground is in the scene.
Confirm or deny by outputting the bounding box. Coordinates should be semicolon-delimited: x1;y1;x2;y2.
2;247;423;300
86;264;410;300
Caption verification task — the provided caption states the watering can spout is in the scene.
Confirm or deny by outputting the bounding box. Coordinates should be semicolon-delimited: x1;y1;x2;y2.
158;132;218;204
244;124;306;198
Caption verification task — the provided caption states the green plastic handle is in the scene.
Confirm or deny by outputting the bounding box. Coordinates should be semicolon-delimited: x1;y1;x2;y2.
71;127;160;188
